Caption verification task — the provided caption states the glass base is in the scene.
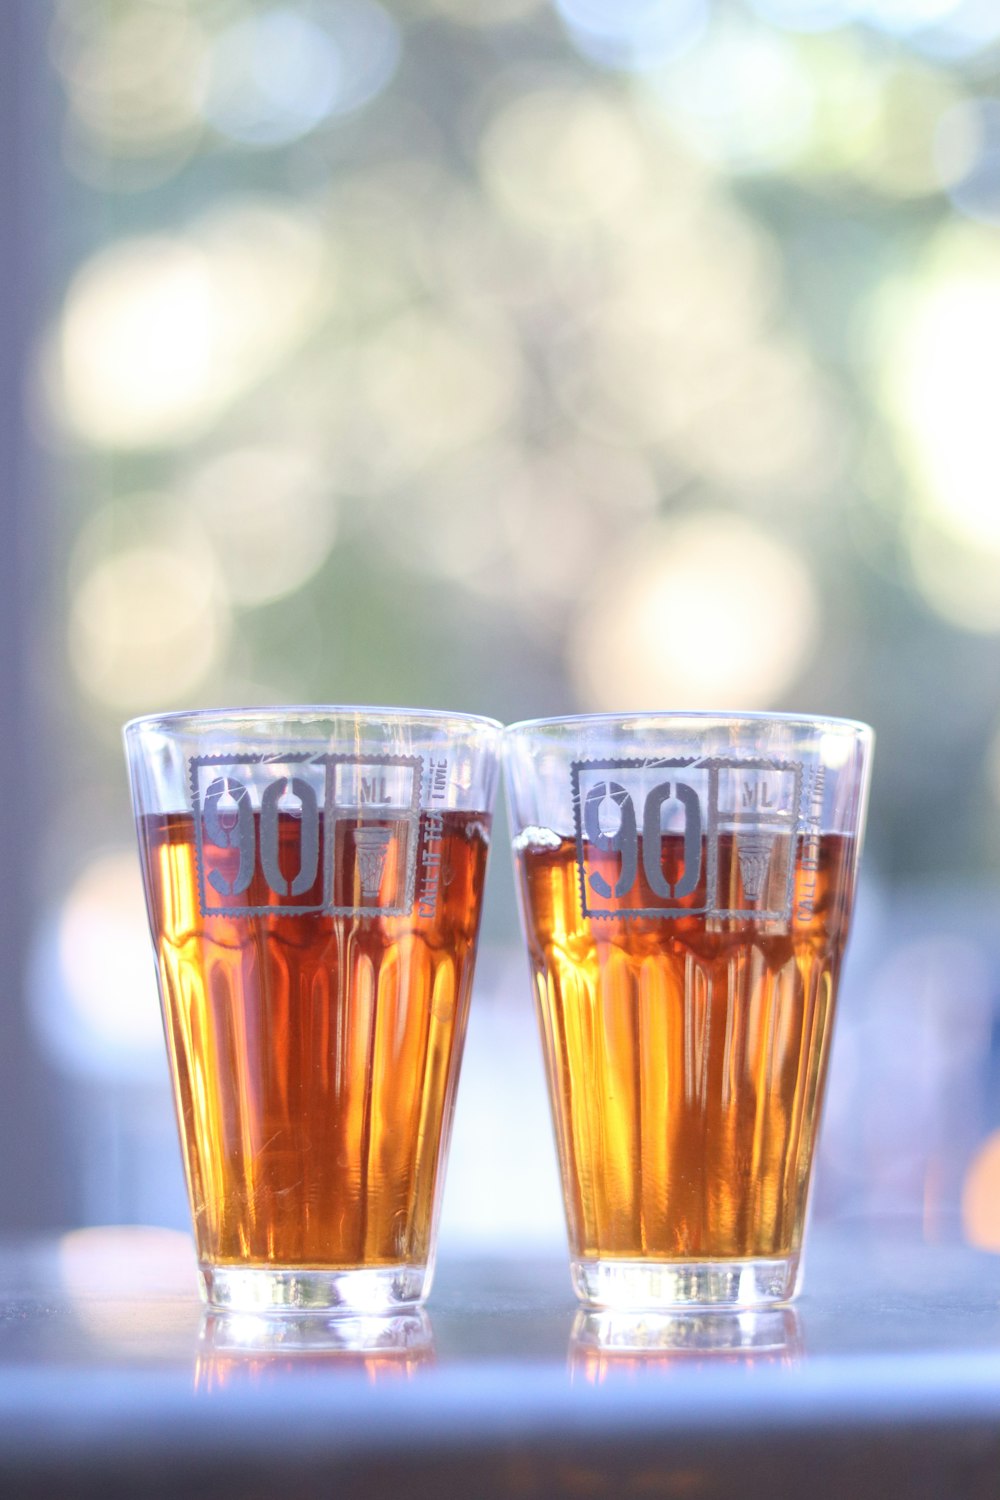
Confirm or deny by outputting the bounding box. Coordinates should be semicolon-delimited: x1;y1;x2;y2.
571;1306;801;1358
201;1308;433;1356
199;1263;428;1314
571;1254;800;1311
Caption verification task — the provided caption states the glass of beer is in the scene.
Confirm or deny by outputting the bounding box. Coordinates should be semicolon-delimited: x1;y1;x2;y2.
125;706;501;1314
504;712;873;1310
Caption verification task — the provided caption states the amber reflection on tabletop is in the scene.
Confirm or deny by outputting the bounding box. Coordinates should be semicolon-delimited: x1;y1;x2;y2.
569;1308;803;1384
195;1309;435;1391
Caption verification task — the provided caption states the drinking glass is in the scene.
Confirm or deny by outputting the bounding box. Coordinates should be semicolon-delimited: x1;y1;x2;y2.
125;706;501;1313
504;711;873;1310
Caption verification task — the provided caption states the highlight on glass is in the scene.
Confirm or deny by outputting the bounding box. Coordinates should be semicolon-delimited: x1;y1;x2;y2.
125;706;501;1314
504;711;873;1311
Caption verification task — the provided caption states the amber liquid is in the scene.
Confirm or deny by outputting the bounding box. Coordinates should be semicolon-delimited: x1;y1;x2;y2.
137;809;489;1270
517;832;855;1264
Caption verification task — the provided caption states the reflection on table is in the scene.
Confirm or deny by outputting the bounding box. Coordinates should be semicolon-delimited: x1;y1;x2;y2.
569;1307;803;1381
195;1308;435;1389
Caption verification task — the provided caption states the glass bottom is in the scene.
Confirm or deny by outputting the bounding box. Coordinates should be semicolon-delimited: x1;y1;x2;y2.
571;1254;800;1311
201;1309;433;1357
199;1263;428;1314
571;1306;801;1358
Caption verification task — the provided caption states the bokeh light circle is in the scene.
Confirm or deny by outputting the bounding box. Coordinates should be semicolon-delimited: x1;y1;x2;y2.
200;2;400;146
480;87;645;233
69;542;228;709
56;852;164;1058
184;447;338;606
57;205;328;449
554;0;709;73
878;226;1000;553
569;512;819;710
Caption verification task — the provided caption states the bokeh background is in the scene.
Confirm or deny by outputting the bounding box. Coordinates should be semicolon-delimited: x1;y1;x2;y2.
5;0;1000;1254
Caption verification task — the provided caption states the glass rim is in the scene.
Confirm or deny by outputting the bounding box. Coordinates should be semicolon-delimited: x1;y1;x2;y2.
504;709;873;737
123;704;505;736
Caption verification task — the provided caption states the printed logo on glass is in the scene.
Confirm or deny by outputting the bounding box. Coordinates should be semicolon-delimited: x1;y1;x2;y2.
189;753;422;918
571;757;803;922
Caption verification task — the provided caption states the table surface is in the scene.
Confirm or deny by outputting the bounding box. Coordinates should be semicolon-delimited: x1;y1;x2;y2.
3;1225;1000;1499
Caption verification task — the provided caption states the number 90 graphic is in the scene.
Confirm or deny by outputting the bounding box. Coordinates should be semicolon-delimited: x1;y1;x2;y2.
581;779;702;903
201;775;320;899
190;752;422;919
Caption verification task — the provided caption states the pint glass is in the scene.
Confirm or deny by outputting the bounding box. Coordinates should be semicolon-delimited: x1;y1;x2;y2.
504;712;873;1310
125;707;501;1313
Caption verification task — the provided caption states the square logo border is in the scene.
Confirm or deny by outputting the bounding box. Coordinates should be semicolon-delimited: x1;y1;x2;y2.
571;754;803;923
188;750;423;919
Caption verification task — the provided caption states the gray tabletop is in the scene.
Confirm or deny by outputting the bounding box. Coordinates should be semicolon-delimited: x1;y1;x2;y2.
2;1225;1000;1498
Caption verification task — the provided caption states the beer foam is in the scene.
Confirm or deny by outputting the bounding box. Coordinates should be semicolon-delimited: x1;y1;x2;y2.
512;825;562;851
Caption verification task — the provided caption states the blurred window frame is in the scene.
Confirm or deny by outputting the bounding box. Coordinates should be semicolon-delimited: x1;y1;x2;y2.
0;0;65;1229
